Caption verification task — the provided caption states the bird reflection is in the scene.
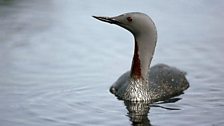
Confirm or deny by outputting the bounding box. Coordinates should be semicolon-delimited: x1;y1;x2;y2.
124;101;151;126
123;97;182;126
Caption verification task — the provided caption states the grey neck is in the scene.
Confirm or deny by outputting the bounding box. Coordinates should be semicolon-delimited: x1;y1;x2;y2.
130;25;157;80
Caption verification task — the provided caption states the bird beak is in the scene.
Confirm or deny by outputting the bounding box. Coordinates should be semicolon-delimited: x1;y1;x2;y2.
92;16;120;24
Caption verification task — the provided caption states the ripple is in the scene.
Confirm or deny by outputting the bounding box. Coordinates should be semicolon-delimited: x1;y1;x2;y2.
23;81;124;125
1;0;224;126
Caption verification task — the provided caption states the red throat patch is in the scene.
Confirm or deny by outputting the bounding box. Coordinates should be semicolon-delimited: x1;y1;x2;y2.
131;41;142;79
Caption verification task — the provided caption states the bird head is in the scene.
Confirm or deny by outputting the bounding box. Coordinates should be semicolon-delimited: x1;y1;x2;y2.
93;12;156;37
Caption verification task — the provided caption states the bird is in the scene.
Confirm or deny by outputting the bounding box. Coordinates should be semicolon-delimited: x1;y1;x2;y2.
93;12;189;102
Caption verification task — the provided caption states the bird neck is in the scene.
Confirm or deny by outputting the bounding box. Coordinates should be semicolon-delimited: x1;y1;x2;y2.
130;31;157;80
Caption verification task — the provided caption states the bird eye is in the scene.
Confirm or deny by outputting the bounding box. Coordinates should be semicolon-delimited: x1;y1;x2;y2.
127;17;132;22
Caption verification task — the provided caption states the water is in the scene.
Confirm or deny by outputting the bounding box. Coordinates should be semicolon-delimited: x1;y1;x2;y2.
0;0;224;125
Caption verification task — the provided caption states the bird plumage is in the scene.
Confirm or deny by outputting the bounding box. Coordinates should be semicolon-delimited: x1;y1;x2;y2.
93;12;189;102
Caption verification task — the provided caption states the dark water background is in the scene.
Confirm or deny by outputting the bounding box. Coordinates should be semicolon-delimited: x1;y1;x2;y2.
0;0;224;125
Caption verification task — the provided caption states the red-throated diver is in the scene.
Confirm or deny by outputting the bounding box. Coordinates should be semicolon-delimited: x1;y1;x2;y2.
93;12;189;102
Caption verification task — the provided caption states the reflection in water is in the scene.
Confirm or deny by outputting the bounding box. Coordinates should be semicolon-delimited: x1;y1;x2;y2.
124;101;151;126
124;97;182;126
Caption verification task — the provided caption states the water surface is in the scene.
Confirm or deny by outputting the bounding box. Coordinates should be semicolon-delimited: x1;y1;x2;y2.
0;0;224;126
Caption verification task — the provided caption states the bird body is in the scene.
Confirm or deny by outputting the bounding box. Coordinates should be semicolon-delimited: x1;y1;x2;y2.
110;64;189;102
93;12;189;102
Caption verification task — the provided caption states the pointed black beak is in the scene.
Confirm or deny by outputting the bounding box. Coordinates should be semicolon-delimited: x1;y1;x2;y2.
92;16;119;24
